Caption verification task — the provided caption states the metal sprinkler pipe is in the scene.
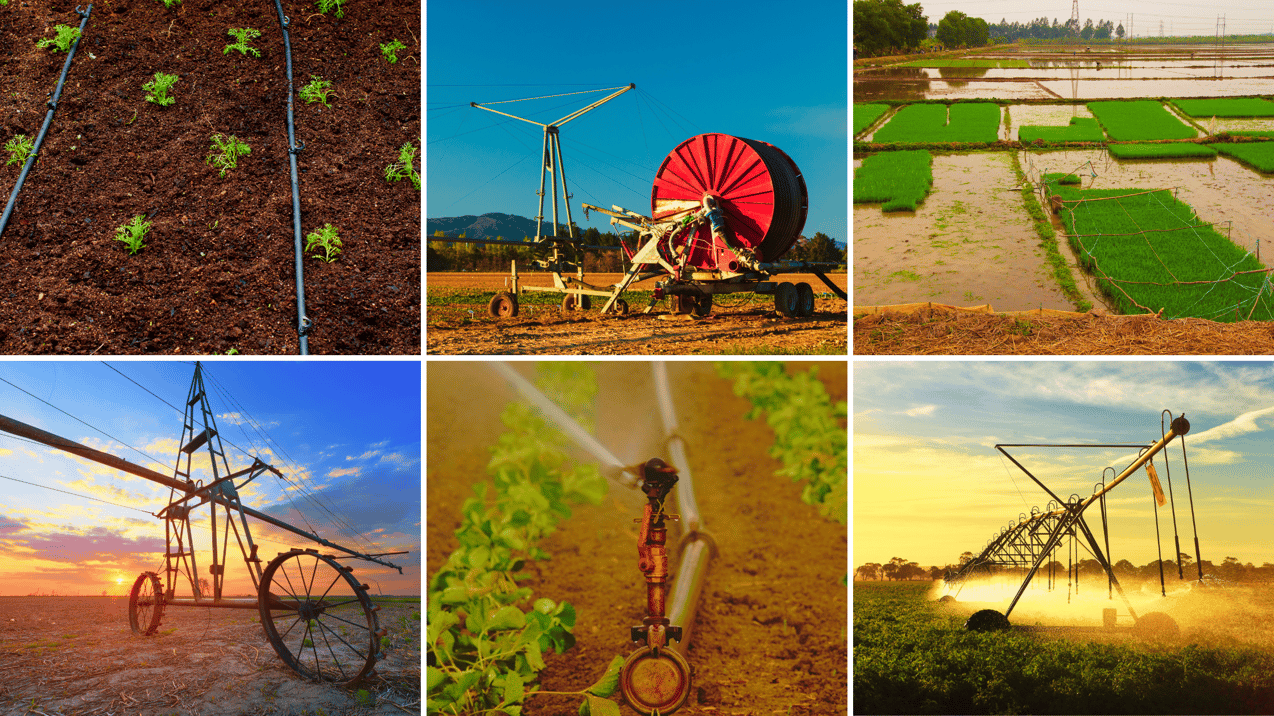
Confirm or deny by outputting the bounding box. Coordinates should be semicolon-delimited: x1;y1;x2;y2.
0;5;92;240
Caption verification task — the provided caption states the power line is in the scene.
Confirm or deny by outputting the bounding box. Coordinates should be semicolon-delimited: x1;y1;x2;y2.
0;473;153;514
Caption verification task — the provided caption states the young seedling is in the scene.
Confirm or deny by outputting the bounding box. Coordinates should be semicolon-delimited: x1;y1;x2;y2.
143;72;179;107
4;134;33;166
307;222;346;262
157;0;180;7
379;39;406;64
383;142;419;190
305;224;342;262
315;0;345;19
114;215;151;255
299;75;332;106
36;25;80;53
206;133;250;177
223;28;261;57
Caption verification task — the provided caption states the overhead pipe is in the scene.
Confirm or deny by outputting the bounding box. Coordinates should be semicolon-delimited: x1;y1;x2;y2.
269;0;311;354
0;5;92;240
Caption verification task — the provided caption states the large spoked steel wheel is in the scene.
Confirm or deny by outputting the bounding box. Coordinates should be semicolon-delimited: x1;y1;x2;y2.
259;549;383;686
128;571;164;636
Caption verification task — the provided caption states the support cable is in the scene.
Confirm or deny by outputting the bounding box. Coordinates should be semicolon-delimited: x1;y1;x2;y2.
1161;410;1185;579
1181;430;1204;580
270;0;310;354
0;5;92;239
1150;455;1167;596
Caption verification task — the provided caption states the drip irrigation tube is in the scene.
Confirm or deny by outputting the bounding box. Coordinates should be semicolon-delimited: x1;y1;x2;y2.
270;0;310;354
0;5;92;240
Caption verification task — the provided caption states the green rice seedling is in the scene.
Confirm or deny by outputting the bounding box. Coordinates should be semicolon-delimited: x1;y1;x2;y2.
871;103;1000;144
223;28;261;57
1087;100;1196;141
1107;142;1217;159
114;215;151;255
315;0;345;18
899;59;1028;68
854;150;933;212
299;75;333;106
206;133;250;177
1018;116;1104;143
1171;97;1274;118
1232;131;1274;139
1045;173;1271;321
143;72;179;107
854;104;889;137
4;134;33;166
305;223;342;262
36;24;80;53
379;39;406;64
1211;142;1274;172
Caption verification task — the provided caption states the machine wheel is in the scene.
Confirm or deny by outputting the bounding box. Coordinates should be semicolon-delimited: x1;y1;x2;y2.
938;595;956;603
1132;611;1179;640
620;645;692;715
612;299;630;316
128;571;164;636
774;282;799;317
692;293;713;318
670;294;693;315
561;293;592;311
965;609;1010;632
259;549;382;686
794;282;815;317
488;291;518;318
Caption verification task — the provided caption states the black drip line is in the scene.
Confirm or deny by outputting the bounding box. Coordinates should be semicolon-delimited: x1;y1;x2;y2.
271;0;311;355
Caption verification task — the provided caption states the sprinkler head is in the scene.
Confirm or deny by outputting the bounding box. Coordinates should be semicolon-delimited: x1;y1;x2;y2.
639;458;678;500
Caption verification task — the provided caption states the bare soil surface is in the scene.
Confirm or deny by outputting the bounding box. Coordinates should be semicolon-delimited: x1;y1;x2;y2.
0;596;421;715
0;0;420;354
425;273;848;355
427;362;848;715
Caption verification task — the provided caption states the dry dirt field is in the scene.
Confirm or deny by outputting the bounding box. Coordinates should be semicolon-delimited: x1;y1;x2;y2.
426;272;848;355
0;596;420;715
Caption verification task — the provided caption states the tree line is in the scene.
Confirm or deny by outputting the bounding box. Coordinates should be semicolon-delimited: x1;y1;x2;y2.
857;551;1274;584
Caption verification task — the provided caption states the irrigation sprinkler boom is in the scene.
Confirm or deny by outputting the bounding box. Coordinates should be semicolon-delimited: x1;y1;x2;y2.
0;363;405;686
946;412;1200;634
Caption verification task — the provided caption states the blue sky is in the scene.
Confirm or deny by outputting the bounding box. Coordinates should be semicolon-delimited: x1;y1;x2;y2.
854;361;1274;570
426;0;848;244
0;361;420;596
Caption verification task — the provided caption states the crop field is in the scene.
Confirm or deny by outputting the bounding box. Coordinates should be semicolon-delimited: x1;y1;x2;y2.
854;581;1274;714
854;103;890;136
870;102;1000;143
1107;143;1218;159
1212;142;1274;172
1173;98;1274;117
1018;117;1104;143
1048;174;1273;321
0;0;420;354
1088;101;1199;141
899;59;1029;68
853;150;933;211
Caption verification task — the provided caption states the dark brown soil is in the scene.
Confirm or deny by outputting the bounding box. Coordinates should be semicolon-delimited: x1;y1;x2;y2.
427;362;849;715
0;0;420;354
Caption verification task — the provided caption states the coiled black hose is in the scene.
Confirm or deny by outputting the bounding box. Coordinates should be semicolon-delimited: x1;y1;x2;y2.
0;5;92;240
270;0;311;354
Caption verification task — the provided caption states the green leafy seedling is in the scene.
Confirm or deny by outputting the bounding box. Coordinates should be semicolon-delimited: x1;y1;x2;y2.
37;25;80;53
379;39;406;64
224;28;261;57
158;0;180;7
305;224;342;262
206;133;250;177
143;72;179;107
299;75;333;106
383;142;419;190
114;215;151;255
5;134;34;166
316;0;345;19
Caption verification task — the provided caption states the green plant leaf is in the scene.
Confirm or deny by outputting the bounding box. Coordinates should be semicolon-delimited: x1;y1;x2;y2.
585;655;626;697
533;598;556;615
499;671;524;706
486;605;526;632
581;694;622;716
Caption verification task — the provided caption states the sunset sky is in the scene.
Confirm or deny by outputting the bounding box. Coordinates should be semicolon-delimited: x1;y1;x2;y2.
854;361;1274;572
0;361;420;597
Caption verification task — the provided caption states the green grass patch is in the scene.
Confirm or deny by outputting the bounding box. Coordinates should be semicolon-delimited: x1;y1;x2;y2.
871;103;1000;144
1172;97;1274;118
854;103;890;136
1012;155;1089;311
1232;131;1274;139
899;59;1028;68
1107;143;1218;159
853;150;933;212
1046;173;1272;321
855;581;1274;714
1212;142;1274;172
1088;100;1197;141
1018;116;1104;143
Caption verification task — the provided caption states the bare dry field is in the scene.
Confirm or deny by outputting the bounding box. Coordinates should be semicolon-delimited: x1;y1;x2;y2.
0;596;420;716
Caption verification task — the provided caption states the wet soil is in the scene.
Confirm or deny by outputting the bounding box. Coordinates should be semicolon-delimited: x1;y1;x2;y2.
0;596;421;715
426;362;849;715
0;0;420;354
854;153;1074;312
425;273;848;355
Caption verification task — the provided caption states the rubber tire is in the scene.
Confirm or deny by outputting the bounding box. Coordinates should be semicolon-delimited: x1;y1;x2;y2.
794;282;815;317
670;294;693;315
613;299;630;315
692;293;712;318
488;291;518;318
560;293;592;311
774;282;798;317
965;609;1010;632
1132;611;1179;640
938;595;956;603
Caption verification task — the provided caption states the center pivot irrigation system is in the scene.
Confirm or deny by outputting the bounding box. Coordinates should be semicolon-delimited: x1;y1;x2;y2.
489;363;711;714
0;363;406;686
438;84;846;319
944;411;1203;635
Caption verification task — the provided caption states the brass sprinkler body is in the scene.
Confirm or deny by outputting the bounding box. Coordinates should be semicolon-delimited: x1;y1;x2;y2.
620;458;691;715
